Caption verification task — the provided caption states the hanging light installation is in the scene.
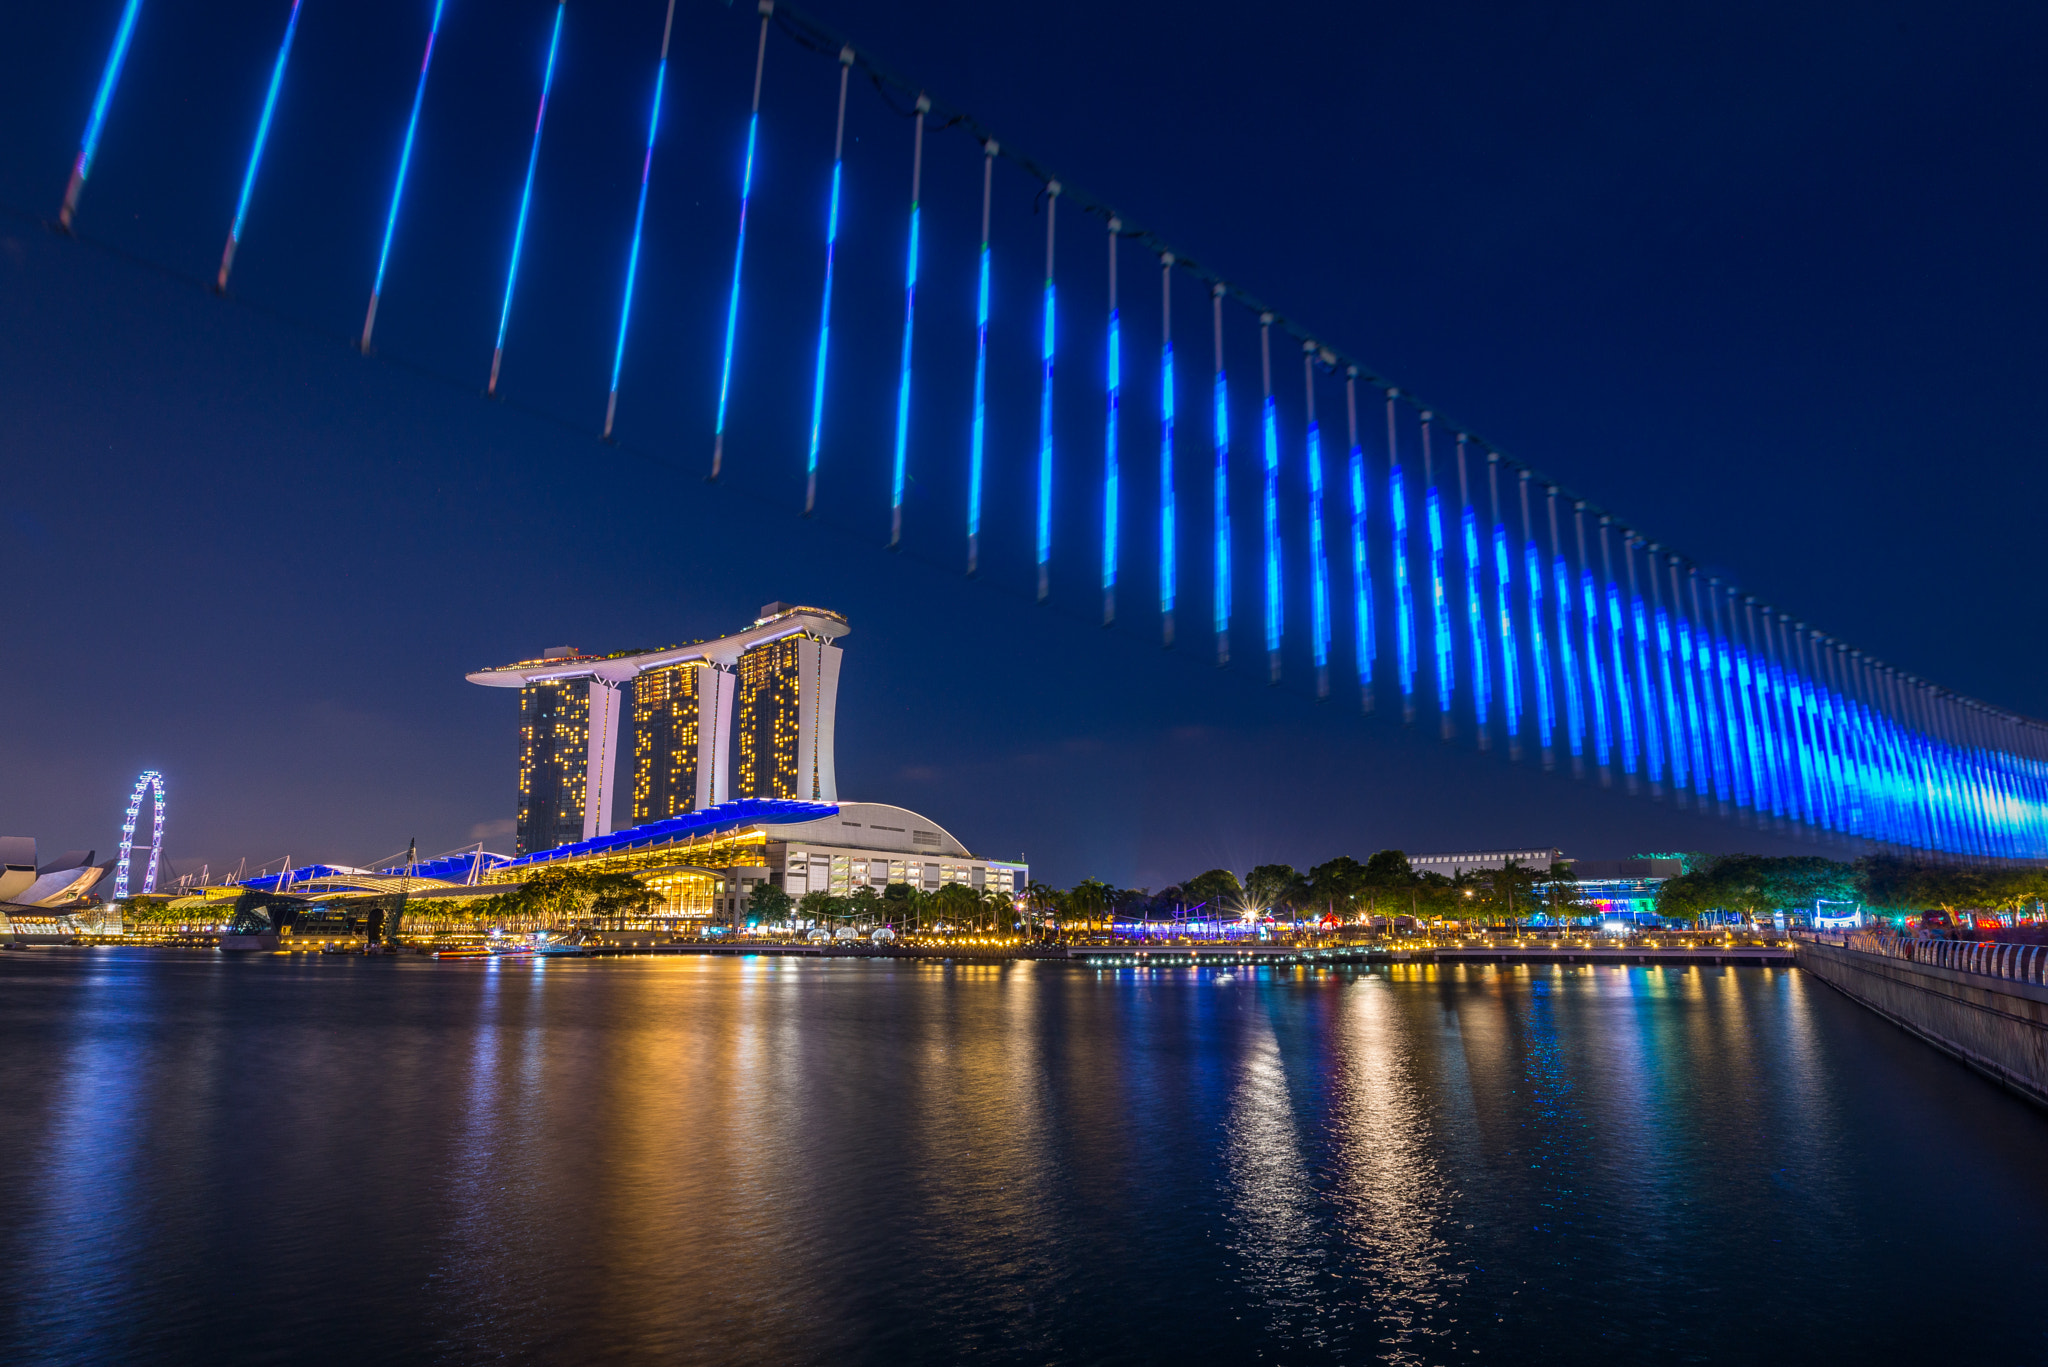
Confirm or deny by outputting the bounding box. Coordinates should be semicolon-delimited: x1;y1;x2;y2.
1573;503;1611;781
802;47;853;515
1303;345;1330;699
489;0;565;396
711;0;774;477
1160;253;1176;646
1346;368;1374;712
1037;180;1059;602
1390;393;1417;722
1519;472;1553;767
1102;219;1121;622
967;140;995;575
60;0;148;231
1259;314;1281;683
361;0;447;354
1421;413;1453;735
1488;453;1520;760
890;94;929;546
215;0;306;293
1457;436;1489;746
603;0;680;439
1212;283;1231;666
1546;487;1584;774
1599;518;1636;788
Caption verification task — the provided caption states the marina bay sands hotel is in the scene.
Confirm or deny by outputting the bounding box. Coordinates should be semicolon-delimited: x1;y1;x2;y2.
468;603;848;854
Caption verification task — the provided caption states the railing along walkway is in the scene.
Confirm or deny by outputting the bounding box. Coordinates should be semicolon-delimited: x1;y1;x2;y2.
1801;930;2048;988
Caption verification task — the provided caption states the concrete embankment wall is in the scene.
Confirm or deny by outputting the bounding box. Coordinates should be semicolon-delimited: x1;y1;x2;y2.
1797;940;2048;1107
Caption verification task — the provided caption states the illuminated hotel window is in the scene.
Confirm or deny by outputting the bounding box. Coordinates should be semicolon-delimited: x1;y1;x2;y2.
517;682;587;855
631;662;707;824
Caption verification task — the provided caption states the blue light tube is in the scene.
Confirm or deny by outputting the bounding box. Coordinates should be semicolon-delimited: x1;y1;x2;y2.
1552;555;1583;758
1732;640;1766;813
1744;633;1781;817
1581;569;1611;767
1307;415;1329;673
1742;641;1780;817
1763;631;1802;824
1800;654;1838;830
968;238;990;562
1524;550;1553;757
1104;302;1120;605
967;147;993;572
1462;493;1490;731
892;198;920;540
1784;650;1817;824
1493;522;1520;743
1835;677;1865;836
1352;446;1374;697
1262;391;1281;660
1809;676;1837;833
1038;186;1058;600
1038;278;1055;597
806;163;841;477
1393;465;1417;715
1655;608;1686;791
1675;614;1709;798
711;13;772;478
217;0;305;292
490;1;563;394
362;0;446;351
1214;362;1230;651
712;113;759;466
1709;612;1746;807
1606;578;1636;774
1631;592;1662;783
1425;479;1452;719
61;0;147;228
1701;625;1735;805
1754;620;1793;821
1161;337;1176;625
604;8;674;439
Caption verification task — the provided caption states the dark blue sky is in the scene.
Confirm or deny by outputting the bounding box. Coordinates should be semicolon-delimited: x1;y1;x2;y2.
3;0;2043;887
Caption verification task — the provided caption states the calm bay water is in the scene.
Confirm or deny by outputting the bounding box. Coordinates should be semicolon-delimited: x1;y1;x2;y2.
2;950;2044;1365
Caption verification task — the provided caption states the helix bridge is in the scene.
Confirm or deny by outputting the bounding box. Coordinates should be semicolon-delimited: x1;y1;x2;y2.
33;0;2048;862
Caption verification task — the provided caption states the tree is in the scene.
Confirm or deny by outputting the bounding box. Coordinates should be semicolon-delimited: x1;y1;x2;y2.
983;884;1019;933
1658;855;1859;922
797;889;841;926
1359;850;1418;923
585;871;658;922
1473;860;1541;928
1023;881;1065;935
1065;878;1115;933
1245;864;1307;918
747;882;794;925
1539;861;1588;924
847;886;887;927
932;881;979;930
1178;869;1243;914
1306;856;1369;921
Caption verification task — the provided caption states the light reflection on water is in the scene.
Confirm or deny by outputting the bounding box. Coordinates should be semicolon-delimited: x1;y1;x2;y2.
1;952;2045;1366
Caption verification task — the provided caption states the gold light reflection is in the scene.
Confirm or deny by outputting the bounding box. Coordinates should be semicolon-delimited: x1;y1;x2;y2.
1331;973;1457;1357
1222;997;1320;1331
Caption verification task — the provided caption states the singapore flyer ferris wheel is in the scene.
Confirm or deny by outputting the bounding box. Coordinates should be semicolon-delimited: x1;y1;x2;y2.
113;770;165;899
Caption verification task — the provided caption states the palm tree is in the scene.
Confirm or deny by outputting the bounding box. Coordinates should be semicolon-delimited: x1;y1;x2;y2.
1065;879;1114;937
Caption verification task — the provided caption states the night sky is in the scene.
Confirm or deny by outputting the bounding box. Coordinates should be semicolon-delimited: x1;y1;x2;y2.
3;0;2043;888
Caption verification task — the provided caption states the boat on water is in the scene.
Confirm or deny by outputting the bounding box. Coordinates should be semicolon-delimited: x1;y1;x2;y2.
431;942;534;961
